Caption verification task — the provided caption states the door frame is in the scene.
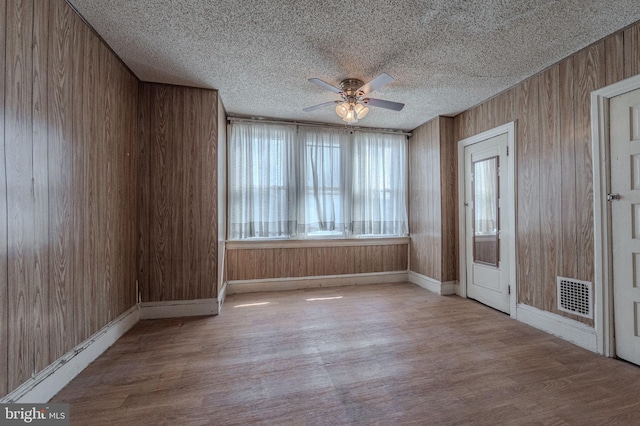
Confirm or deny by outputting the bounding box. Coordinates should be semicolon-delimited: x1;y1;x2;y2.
458;122;517;318
592;73;640;357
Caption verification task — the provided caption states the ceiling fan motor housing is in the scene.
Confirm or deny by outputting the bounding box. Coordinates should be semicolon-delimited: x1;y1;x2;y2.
339;78;365;98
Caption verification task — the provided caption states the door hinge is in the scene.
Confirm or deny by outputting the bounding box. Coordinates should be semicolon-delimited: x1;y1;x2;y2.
506;146;509;156
508;285;511;295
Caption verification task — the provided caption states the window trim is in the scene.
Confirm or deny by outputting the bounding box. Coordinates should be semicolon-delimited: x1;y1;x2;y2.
226;236;410;250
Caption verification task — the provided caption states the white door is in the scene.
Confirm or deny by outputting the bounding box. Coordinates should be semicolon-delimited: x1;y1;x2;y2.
610;88;640;365
464;133;510;313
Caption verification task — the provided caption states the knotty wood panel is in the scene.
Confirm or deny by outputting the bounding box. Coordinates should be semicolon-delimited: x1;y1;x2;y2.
1;0;138;398
137;83;218;302
0;0;7;397
226;244;408;281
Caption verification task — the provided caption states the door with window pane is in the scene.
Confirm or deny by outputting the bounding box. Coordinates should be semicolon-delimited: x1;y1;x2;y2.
464;133;510;313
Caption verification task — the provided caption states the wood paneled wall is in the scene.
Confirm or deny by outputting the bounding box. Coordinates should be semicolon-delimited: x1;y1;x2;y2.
409;116;457;283
452;20;640;325
226;243;408;281
0;0;138;398
137;83;218;302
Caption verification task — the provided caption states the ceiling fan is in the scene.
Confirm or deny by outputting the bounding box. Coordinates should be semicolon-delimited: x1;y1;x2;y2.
303;73;405;124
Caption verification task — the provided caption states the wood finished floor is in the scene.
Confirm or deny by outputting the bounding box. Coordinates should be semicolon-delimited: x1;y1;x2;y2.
52;283;640;425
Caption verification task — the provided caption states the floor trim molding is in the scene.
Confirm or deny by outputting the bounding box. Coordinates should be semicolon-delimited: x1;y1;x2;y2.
139;298;219;319
218;282;228;311
408;271;459;295
227;271;409;294
516;304;598;353
0;305;140;403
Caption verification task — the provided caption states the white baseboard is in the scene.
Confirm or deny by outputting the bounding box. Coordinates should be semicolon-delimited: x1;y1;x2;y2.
218;282;228;311
227;271;409;294
139;298;218;319
0;305;139;403
516;304;598;353
408;271;459;295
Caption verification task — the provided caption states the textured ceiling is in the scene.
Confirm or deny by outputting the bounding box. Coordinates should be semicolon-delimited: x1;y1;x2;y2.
69;0;640;131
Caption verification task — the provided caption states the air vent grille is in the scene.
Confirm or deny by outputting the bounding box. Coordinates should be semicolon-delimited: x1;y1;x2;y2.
557;277;592;319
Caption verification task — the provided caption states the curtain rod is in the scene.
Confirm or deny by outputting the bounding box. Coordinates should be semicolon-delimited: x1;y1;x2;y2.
227;115;412;137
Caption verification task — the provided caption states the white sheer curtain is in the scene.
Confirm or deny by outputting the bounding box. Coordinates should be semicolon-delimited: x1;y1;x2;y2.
351;131;408;236
228;123;298;239
228;122;408;240
474;157;498;234
297;127;351;236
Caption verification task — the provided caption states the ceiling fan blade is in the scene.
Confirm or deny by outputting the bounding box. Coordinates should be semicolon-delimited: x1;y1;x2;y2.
303;100;339;112
363;98;405;111
357;73;394;95
308;78;342;94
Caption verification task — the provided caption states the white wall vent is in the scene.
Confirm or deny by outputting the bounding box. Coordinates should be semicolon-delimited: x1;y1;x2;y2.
556;277;592;319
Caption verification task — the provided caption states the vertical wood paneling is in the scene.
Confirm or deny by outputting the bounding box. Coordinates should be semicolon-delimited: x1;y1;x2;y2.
559;57;578;282
409;119;442;280
32;0;49;371
202;91;218;299
84;30;100;336
225;244;409;281
126;72;139;310
71;11;86;346
1;0;139;398
606;33;624;85
430;120;441;279
0;0;7;397
539;66;562;313
48;0;74;361
100;42;113;322
139;83;218;302
149;84;169;301
624;22;640;79
439;117;457;282
169;87;183;299
183;89;199;298
450;24;639;325
6;0;34;391
137;82;150;303
574;43;604;285
515;75;541;307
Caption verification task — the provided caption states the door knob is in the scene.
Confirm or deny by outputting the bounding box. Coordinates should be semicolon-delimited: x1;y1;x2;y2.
607;193;621;201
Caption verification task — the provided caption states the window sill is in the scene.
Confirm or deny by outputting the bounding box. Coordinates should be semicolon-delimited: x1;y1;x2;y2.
226;236;410;250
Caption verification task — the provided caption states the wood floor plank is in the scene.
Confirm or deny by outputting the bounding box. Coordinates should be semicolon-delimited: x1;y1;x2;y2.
52;283;640;425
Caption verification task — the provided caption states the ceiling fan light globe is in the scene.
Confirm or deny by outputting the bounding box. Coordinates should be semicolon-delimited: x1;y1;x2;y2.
354;103;369;119
343;108;357;124
335;102;349;118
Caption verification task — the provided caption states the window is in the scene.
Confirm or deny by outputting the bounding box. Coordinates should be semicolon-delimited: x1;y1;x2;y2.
228;122;408;240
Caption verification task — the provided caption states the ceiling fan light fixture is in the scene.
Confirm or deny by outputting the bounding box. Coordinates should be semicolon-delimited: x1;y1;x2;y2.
343;106;358;123
335;102;349;118
354;103;369;119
